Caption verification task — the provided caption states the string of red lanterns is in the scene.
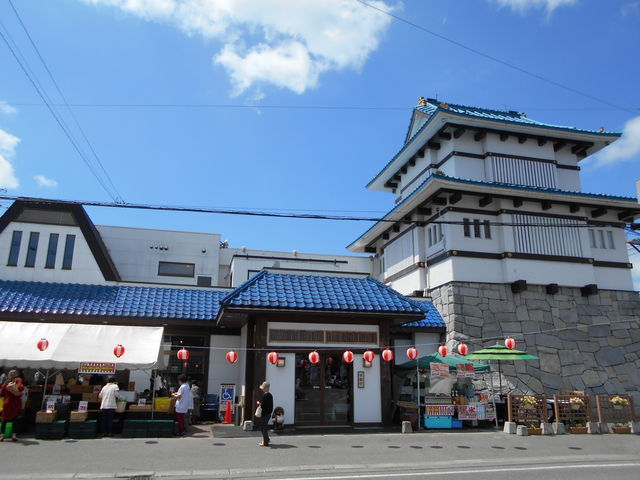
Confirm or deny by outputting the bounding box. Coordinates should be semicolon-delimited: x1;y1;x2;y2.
437;344;448;357
267;351;279;365
37;338;49;351
505;337;516;350
226;350;238;363
177;348;190;361
457;343;468;356
406;346;418;360
113;344;125;358
382;348;394;362
363;350;375;363
342;350;354;364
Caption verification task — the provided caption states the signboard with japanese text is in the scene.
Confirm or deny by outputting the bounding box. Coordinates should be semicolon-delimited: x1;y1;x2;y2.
455;364;476;378
425;405;455;416
78;401;88;412
477;402;496;421
457;404;478;420
429;363;450;377
219;384;235;411
78;362;116;375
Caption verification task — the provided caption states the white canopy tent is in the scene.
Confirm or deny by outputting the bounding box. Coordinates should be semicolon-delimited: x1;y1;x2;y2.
0;321;165;370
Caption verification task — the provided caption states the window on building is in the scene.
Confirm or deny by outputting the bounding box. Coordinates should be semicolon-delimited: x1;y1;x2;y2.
589;230;597;249
473;219;481;238
463;218;471;237
197;275;212;287
606;231;615;249
483;220;491;239
438;224;443;241
158;261;195;278
597;230;605;249
7;230;22;266
428;228;433;247
45;233;59;269
25;232;40;267
588;229;615;250
62;234;75;270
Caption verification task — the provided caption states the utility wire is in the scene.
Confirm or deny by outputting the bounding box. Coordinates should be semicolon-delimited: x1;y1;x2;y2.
0;195;634;229
8;0;124;203
0;20;120;202
355;0;637;115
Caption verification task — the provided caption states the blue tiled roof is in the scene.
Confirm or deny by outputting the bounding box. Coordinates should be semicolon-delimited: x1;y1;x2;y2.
221;271;424;314
401;300;445;328
349;173;639;249
367;99;620;189
0;280;227;320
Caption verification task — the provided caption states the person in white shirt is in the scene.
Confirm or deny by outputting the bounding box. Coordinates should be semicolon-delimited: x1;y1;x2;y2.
171;375;190;436
98;377;121;436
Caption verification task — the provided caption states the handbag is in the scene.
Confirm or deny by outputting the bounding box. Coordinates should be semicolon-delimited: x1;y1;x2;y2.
255;405;262;418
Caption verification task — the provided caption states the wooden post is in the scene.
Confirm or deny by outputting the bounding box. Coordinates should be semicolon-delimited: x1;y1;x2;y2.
596;395;604;423
379;321;393;428
507;394;513;423
553;394;560;423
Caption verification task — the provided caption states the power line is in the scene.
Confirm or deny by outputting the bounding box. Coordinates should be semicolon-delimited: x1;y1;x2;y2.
0;195;634;229
7;0;124;203
0;19;120;202
355;0;637;115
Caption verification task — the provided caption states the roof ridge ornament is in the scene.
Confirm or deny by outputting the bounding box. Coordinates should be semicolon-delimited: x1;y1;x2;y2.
417;96;427;106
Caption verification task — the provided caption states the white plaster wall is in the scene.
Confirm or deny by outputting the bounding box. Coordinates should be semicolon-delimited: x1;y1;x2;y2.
0;222;106;283
502;258;596;286
453;257;503;283
265;353;295;425
393;338;412;365
593;267;634;291
414;332;442;355
426;260;455;290
352;355;381;423
588;227;630;263
450;156;485;180
388;269;424;296
208;335;241;401
556;168;581;191
98;226;220;286
484;134;555;160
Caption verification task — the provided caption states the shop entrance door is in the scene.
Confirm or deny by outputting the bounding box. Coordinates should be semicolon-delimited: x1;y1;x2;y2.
294;352;352;425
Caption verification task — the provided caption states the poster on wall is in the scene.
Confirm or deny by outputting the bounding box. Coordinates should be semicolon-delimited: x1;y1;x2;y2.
425;405;455;416
219;384;235;411
78;362;117;375
457;404;478;420
455;364;476;378
430;363;450;377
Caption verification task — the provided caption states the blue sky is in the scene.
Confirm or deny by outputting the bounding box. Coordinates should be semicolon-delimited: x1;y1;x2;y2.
0;0;638;285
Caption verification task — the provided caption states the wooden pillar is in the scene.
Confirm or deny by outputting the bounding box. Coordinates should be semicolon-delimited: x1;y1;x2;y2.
507;394;513;423
251;317;268;411
379;321;392;427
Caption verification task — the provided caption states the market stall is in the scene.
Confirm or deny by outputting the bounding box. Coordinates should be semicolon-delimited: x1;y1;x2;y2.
397;352;492;429
0;321;167;439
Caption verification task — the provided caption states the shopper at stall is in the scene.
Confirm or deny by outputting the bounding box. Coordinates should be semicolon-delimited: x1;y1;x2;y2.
256;381;273;447
190;381;201;425
171;374;190;436
0;369;24;442
98;377;121;437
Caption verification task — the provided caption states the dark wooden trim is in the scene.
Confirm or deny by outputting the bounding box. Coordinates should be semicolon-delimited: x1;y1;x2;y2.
541;200;552;211
379;322;392;427
500;133;509;142
556;164;581;171
513;198;523;208
474;130;486;141
592;261;633;269
479;196;493;207
587;219;626;228
400;164;433;194
453;127;466;139
591;207;607;218
506;252;591;264
449;192;462;204
225;307;424;322
499;209;587;221
382;224;416;250
383;262;424;283
553;141;566;152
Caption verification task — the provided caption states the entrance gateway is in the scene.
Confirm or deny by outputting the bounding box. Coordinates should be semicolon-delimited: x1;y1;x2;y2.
294;352;353;425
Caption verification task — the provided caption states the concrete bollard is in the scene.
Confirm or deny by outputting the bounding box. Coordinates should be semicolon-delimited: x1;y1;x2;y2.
587;422;600;434
503;421;517;434
401;421;413;433
516;425;529;436
541;423;553;435
242;420;253;431
552;422;566;435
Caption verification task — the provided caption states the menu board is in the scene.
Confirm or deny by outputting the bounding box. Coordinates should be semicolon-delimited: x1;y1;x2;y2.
455;363;476;378
425;405;455;416
430;363;450;377
457;404;478;420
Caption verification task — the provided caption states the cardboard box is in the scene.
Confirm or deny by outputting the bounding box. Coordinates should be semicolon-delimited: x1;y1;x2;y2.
127;404;152;412
82;393;99;402
36;410;57;423
70;411;88;422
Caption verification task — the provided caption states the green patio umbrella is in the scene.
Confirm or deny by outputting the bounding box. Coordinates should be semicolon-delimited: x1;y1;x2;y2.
397;352;490;372
466;343;538;395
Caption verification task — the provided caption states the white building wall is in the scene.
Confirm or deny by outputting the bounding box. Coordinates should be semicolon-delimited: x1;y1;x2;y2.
414;332;442;354
387;269;424;296
352;355;381;423
208;335;241;403
266;353;296;425
0;222;105;283
98;226;220;286
593;267;634;291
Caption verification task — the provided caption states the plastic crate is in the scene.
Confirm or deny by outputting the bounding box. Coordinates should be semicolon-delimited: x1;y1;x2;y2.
68;420;97;439
424;415;463;429
121;419;149;438
147;420;174;437
36;420;67;440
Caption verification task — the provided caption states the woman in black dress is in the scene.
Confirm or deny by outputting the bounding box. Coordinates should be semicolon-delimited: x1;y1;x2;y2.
256;381;273;447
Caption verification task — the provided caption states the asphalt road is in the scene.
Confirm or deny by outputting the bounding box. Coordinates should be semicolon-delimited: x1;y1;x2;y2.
1;429;638;479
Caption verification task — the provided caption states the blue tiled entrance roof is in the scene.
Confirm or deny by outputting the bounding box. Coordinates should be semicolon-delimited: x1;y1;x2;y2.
0;280;227;320
401;300;446;328
221;271;425;314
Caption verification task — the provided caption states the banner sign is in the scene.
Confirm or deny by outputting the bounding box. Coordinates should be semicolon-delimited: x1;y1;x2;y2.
219;384;235;411
138;398;147;406
455;364;476;378
478;402;496;421
430;363;450;377
425;405;455;416
78;401;88;412
78;362;116;375
46;397;57;411
457;404;478;420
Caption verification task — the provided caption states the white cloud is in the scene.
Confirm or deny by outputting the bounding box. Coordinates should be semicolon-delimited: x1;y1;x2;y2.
80;0;394;96
0;129;20;189
631;252;640;291
621;2;640;17
34;175;59;188
0;101;17;115
591;116;640;168
490;0;577;14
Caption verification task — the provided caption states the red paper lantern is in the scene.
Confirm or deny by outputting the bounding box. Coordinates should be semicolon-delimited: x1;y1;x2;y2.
342;350;354;364
113;344;125;358
37;338;49;351
226;350;238;363
308;351;320;365
177;348;190;360
382;348;394;362
363;350;375;363
438;344;448;357
457;343;469;356
505;337;516;350
407;347;418;360
268;351;279;365
325;356;334;366
300;359;308;368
